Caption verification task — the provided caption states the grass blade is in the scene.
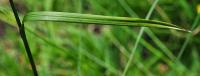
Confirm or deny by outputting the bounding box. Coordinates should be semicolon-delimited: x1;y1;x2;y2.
73;0;83;75
122;0;159;75
177;13;200;60
22;12;189;31
117;0;139;17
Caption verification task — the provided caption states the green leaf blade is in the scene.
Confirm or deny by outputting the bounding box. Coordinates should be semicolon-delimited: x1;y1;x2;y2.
23;12;189;32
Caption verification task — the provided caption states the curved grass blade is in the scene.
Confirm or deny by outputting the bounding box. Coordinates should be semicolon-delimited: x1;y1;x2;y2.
0;9;119;74
23;12;189;32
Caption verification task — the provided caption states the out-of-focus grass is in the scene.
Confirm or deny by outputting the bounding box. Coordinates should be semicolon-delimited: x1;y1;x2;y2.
0;0;200;76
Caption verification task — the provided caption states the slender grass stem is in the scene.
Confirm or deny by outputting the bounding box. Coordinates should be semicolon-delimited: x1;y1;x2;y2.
8;0;38;76
177;14;200;60
148;0;171;22
122;27;145;76
118;0;175;61
122;0;159;75
118;0;139;17
75;0;83;75
145;0;160;19
78;31;82;76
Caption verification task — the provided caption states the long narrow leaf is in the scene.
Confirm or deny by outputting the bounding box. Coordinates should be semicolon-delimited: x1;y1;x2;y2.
23;12;189;32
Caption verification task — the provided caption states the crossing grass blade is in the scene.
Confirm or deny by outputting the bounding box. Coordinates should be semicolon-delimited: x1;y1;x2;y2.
22;12;189;32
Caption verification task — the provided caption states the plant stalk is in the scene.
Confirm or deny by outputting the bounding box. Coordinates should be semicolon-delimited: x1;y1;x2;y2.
8;0;38;76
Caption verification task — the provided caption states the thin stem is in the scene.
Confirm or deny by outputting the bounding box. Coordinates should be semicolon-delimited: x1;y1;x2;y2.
74;0;83;75
122;0;159;76
118;0;139;17
8;0;38;76
119;0;175;60
177;14;200;60
122;27;145;76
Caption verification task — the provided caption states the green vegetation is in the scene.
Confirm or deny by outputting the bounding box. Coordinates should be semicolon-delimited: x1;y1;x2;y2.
0;0;200;76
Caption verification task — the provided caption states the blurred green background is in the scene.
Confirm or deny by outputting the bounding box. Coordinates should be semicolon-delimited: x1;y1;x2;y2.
0;0;200;76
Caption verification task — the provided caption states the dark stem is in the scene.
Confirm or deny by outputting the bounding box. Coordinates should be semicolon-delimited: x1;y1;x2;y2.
8;0;38;76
